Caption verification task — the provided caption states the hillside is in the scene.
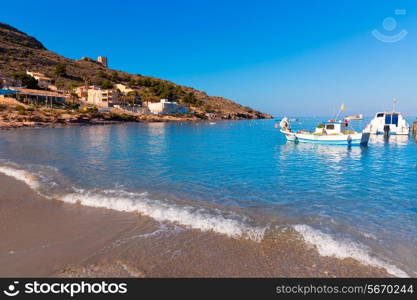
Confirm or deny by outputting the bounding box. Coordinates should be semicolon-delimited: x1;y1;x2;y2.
0;23;271;120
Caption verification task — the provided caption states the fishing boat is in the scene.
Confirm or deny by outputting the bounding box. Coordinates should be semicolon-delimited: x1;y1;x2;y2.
279;117;370;146
364;99;410;135
345;114;363;120
364;112;409;135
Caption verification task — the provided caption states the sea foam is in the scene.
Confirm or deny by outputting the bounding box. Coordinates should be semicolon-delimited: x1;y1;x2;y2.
293;224;408;277
0;165;40;190
0;164;266;241
60;190;267;242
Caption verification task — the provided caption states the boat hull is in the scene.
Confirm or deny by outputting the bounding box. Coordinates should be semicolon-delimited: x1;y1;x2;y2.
281;130;370;146
370;130;409;136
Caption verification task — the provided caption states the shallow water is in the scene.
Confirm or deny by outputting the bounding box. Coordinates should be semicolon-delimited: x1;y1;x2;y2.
0;118;416;277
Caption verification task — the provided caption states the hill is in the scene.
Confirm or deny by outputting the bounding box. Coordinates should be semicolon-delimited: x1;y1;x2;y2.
0;23;271;120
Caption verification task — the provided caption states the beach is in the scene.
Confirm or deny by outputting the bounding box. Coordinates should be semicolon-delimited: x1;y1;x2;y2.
0;173;391;277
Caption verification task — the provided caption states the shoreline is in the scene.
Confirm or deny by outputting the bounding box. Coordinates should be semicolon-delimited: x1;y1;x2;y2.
0;112;270;130
0;96;273;130
0;116;267;130
0;172;393;278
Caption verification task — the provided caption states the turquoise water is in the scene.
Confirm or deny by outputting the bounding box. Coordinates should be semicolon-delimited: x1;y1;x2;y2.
0;118;416;276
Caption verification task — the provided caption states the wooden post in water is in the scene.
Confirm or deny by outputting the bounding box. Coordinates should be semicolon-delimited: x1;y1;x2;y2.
413;122;417;136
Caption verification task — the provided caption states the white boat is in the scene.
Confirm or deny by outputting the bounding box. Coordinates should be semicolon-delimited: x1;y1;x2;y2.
364;112;410;135
345;114;363;120
279;117;370;146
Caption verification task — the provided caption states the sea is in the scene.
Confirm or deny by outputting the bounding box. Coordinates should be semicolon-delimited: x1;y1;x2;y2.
0;117;416;277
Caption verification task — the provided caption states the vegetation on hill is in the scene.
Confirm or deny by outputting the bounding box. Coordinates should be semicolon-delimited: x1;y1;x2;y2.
0;23;272;120
10;72;39;89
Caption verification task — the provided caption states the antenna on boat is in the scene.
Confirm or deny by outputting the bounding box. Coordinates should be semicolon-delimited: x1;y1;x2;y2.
392;98;397;112
334;103;345;121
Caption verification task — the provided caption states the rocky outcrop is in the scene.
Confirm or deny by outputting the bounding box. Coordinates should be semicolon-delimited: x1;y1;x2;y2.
0;23;45;50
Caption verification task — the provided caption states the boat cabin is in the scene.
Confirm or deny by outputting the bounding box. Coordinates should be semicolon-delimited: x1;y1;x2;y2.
364;111;409;135
375;112;399;126
315;121;346;135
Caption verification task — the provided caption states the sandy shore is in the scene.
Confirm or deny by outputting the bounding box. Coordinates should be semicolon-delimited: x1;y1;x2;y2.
0;173;392;277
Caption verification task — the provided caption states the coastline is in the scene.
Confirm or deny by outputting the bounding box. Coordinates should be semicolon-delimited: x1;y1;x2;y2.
0;109;269;130
0;96;273;130
0;173;393;278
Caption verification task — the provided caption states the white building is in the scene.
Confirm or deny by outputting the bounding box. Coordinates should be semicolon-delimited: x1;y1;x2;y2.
115;84;134;94
26;71;52;89
86;87;119;107
147;99;188;114
75;85;93;101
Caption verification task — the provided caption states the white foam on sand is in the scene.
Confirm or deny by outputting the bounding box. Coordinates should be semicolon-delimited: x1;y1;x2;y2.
0;164;266;241
0;165;40;190
60;190;267;242
293;224;409;278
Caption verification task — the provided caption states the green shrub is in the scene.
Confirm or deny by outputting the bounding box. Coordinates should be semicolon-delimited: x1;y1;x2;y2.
66;102;80;109
29;115;43;122
15;105;26;114
10;73;39;89
109;112;136;121
54;64;67;77
99;79;113;89
79;106;98;113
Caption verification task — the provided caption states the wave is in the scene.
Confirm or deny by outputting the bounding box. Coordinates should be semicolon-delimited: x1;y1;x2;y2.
0;164;266;241
0;165;40;190
293;224;409;278
60;190;267;242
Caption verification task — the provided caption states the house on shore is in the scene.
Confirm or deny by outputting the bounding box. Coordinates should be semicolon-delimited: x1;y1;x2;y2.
75;85;121;108
86;86;120;107
75;85;94;101
205;112;217;119
26;71;53;89
0;72;21;88
12;87;68;104
147;99;188;115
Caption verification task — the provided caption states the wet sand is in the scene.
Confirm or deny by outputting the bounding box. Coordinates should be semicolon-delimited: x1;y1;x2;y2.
0;174;391;277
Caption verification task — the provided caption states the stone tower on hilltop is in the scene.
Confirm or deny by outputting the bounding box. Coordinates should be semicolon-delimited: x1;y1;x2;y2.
97;56;108;68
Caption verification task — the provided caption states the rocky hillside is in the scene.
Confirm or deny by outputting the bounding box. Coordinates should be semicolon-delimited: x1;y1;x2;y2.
0;23;271;120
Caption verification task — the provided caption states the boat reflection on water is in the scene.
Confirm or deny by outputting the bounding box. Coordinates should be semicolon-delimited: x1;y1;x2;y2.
280;140;365;164
368;134;410;147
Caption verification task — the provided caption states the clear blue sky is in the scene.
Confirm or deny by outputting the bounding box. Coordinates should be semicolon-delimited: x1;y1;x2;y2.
1;0;417;116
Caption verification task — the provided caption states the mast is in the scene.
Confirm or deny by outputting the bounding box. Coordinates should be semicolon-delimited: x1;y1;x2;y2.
334;103;345;121
391;98;397;125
